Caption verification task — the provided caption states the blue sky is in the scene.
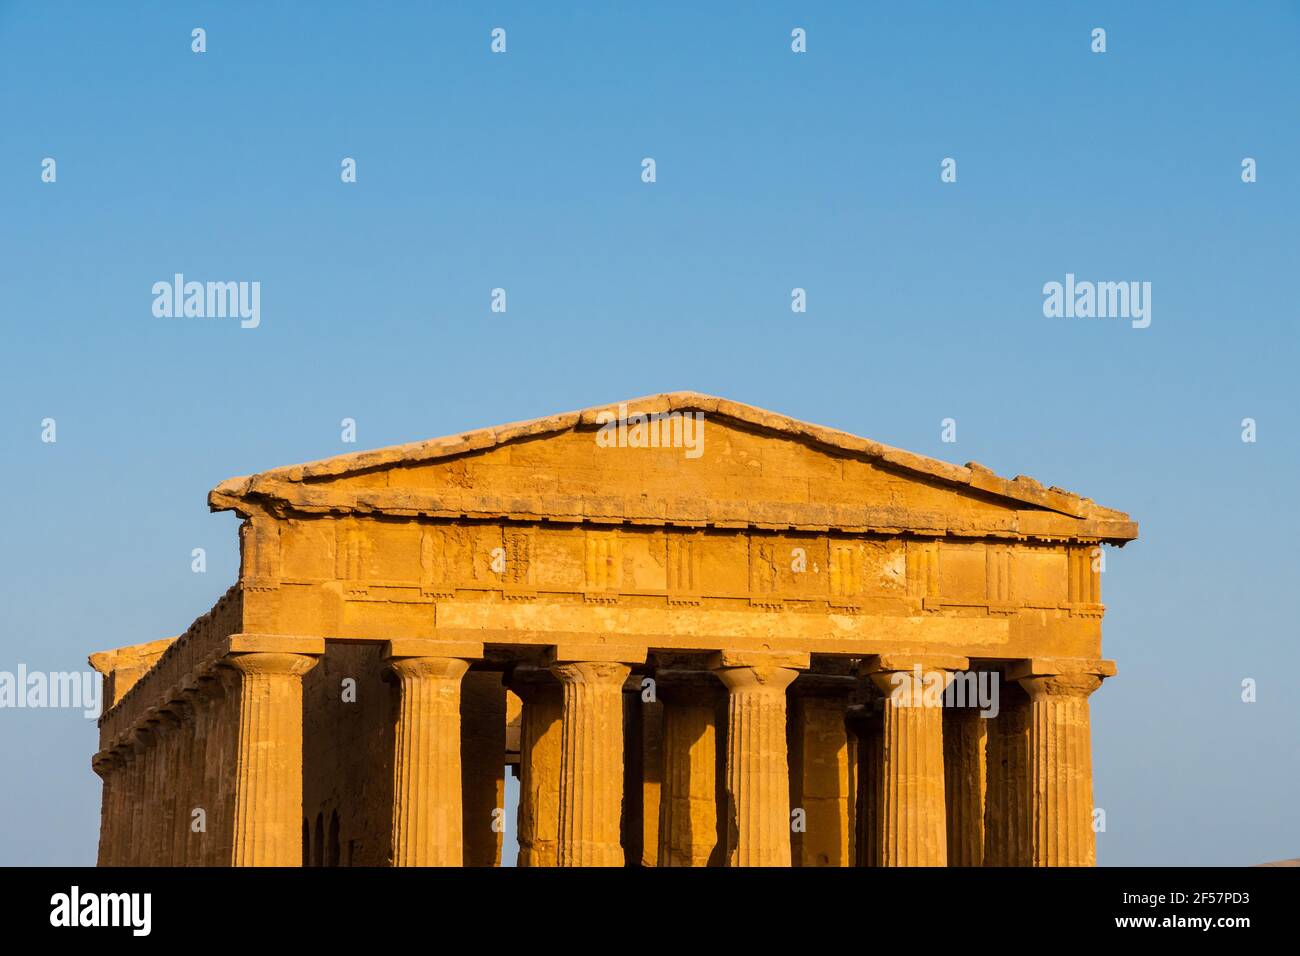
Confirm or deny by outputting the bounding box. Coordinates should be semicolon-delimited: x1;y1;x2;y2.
1;1;1296;865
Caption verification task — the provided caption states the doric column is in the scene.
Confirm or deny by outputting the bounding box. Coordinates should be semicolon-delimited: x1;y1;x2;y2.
788;674;856;867
862;653;968;867
655;671;722;867
943;692;988;866
844;701;883;867
139;714;163;865
385;640;481;867
548;646;644;867
982;677;1031;866
508;667;564;867
154;707;182;866
226;649;320;867
1008;658;1115;867
113;742;137;867
92;751;120;867
195;674;221;866
461;670;507;867
125;732;148;866
709;650;808;867
166;698;195;866
624;680;663;867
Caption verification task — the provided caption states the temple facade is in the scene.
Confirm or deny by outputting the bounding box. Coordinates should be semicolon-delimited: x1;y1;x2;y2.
88;393;1136;867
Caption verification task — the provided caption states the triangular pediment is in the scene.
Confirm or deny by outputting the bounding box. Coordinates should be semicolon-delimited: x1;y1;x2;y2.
209;392;1136;543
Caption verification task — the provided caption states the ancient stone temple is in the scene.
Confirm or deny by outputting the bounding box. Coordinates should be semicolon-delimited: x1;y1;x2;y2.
88;393;1136;867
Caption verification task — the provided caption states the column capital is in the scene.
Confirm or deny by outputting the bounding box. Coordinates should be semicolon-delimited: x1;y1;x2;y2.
549;660;632;686
387;655;471;683
224;651;319;679
91;751;122;777
1006;658;1116;699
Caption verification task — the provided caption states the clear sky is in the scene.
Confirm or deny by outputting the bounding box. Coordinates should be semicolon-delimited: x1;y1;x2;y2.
2;1;1296;866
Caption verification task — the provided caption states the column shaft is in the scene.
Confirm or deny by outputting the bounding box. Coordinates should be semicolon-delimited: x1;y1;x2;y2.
982;680;1031;866
389;656;470;866
657;682;721;867
551;661;630;866
227;652;318;867
944;703;988;866
865;657;964;867
460;670;506;867
512;677;563;867
1017;670;1105;866
714;664;800;867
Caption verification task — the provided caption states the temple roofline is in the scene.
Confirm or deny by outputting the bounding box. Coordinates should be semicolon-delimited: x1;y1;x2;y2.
206;392;1137;540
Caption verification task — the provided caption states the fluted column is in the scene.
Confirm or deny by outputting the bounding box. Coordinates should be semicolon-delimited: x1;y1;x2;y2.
508;668;563;867
387;653;473;866
788;674;856;867
548;659;631;866
167;698;194;866
983;678;1031;866
709;651;807;867
116;744;138;867
656;672;722;867
844;701;883;867
863;654;967;867
461;671;507;867
1009;658;1115;867
155;708;181;866
226;651;319;867
129;722;155;866
92;752;120;867
944;697;988;866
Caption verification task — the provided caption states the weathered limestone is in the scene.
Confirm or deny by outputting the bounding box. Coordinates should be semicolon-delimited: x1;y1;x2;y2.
944;697;988;867
845;702;883;867
386;641;481;867
461;670;507;867
983;679;1031;866
87;393;1135;868
711;651;808;867
549;649;640;866
656;672;722;867
864;654;968;867
1009;658;1115;867
227;650;319;867
509;669;563;867
789;675;855;867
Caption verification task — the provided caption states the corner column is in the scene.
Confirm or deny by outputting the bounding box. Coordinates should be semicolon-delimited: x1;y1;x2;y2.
709;650;808;867
224;638;321;867
548;645;645;866
1008;658;1115;867
385;639;483;867
862;653;968;867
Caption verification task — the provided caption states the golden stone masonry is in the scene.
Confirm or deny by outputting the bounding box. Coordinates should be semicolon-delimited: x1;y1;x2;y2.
88;392;1135;867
